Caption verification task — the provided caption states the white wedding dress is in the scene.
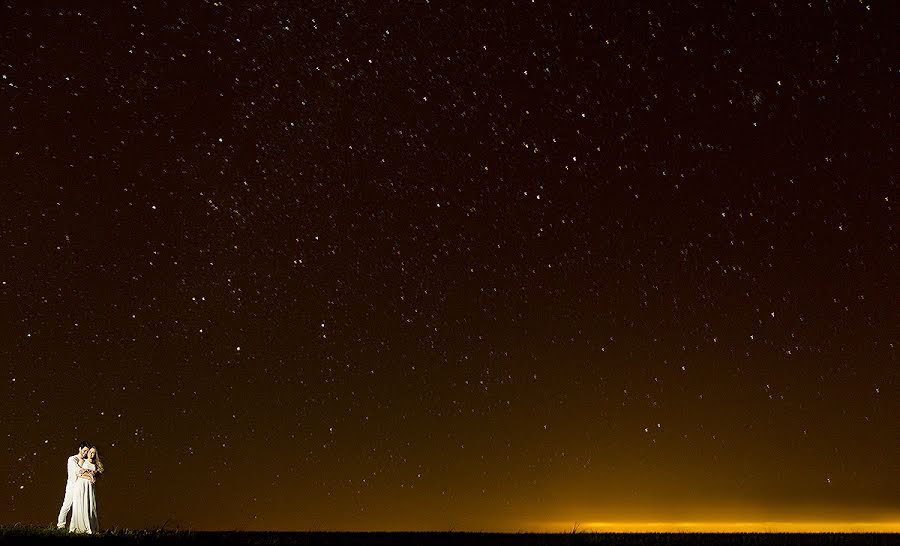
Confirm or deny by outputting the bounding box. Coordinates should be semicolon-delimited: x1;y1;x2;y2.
69;460;98;533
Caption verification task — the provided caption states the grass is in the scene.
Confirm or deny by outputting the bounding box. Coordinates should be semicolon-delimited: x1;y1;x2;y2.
1;525;898;545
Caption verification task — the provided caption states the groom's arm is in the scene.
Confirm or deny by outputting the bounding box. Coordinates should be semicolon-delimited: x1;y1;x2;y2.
67;456;82;481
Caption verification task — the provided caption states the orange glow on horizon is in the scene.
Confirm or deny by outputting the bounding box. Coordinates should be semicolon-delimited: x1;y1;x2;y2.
535;520;900;533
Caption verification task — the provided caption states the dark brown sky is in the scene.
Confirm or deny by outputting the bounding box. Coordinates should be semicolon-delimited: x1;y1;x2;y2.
1;0;896;532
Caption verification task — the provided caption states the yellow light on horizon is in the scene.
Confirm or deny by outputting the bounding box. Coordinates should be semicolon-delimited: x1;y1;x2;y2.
547;521;900;533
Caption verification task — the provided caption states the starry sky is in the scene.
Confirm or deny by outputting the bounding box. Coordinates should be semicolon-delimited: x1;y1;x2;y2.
1;0;897;533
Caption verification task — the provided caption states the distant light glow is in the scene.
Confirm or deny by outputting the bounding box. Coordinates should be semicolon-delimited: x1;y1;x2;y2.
538;521;900;533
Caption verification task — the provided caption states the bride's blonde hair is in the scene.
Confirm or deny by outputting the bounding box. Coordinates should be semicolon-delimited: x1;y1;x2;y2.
89;447;104;474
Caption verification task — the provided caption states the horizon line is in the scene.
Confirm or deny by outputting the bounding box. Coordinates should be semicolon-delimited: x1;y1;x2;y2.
533;521;900;533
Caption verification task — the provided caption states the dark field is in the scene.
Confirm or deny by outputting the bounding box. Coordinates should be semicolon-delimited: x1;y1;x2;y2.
1;528;897;546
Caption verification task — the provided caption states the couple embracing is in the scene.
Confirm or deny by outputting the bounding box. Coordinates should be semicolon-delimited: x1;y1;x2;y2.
56;440;104;533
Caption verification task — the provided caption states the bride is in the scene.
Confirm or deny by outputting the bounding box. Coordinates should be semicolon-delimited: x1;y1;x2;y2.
69;446;103;533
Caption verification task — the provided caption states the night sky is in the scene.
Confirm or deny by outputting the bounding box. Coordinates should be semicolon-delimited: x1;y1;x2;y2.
2;0;897;533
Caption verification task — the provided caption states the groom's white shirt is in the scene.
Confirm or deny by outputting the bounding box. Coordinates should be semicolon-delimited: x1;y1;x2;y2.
65;454;82;488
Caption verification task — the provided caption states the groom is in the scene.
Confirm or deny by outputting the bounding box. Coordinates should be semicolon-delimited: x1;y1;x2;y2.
56;441;90;529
